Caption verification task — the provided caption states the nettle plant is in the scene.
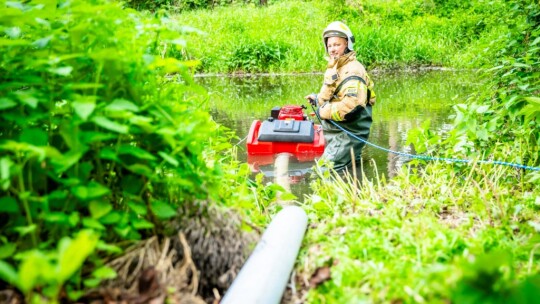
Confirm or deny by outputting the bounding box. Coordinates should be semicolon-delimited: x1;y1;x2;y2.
0;0;227;301
448;0;540;167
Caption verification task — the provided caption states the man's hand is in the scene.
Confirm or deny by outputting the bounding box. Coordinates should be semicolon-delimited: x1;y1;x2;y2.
305;93;317;106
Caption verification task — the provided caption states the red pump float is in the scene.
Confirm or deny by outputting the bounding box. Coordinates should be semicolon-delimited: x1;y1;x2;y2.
246;105;325;167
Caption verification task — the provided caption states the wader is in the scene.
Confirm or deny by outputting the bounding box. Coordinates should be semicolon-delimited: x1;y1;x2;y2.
320;104;373;171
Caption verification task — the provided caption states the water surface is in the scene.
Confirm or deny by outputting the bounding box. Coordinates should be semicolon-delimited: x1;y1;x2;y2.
197;70;481;199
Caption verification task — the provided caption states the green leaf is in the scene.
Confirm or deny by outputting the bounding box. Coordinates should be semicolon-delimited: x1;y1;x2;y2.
158;151;179;167
279;192;297;201
131;218;154;229
0;260;19;288
92;116;128;134
126;164;154;177
99;212;122;224
513;62;531;68
524;96;540;105
0;98;17;110
114;226;131;238
72;99;96;121
99;147;121;162
19;128;48;146
71;182;110;201
92;266;117;279
96;241;122;254
33;36;52;48
89;200;112;219
14;224;36;237
475;105;490;114
51;150;85;174
129;115;155;132
82;218;106;230
128;201;147;215
118;145;156;161
529;221;540;233
0;38;29;46
105;99;139;112
150;200;177;219
69;212;80;227
57;230;99;283
66;289;85;301
0;157;13;190
14;91;38;108
48;66;73;76
313;201;330;211
66;83;104;90
80;131;117;144
59;124;81;150
4;27;21;38
0;196;19;213
43;212;69;224
0;243;16;259
18;251;51;293
83;278;101;288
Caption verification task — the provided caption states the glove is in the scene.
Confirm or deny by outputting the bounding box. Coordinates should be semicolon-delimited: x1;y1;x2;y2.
305;93;317;106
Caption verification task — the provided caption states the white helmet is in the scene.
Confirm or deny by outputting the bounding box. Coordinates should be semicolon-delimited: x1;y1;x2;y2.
322;21;355;54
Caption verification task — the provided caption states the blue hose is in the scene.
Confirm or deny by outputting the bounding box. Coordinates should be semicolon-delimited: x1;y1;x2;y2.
310;104;540;172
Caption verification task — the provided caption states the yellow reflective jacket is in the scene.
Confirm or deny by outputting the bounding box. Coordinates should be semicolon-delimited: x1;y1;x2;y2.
317;52;375;121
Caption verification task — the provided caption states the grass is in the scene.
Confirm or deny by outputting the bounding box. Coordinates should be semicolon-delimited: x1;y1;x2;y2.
297;160;540;302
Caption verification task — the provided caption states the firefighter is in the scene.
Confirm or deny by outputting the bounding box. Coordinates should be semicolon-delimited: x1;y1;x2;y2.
305;21;376;171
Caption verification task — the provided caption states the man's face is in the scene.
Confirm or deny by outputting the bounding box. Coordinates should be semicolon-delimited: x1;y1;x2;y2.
327;36;348;58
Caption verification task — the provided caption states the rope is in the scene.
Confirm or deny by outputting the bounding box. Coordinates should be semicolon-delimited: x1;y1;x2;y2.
310;104;540;172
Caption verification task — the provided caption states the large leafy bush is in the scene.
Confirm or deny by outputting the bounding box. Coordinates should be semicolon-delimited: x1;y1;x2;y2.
448;0;539;169
0;0;232;300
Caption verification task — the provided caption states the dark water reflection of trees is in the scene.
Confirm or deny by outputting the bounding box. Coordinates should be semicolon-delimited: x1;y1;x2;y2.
196;70;482;200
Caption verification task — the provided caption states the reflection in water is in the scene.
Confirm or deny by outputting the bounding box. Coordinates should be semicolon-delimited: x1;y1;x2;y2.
387;119;399;178
197;71;481;199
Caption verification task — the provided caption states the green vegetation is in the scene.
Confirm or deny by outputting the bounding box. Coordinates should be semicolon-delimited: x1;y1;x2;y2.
125;0;274;13
173;0;514;72
300;160;540;302
0;0;538;303
0;0;260;302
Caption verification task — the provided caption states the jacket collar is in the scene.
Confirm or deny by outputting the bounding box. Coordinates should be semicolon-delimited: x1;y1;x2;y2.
327;51;356;69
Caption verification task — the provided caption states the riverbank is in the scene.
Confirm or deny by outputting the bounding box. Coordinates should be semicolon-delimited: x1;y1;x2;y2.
192;66;463;78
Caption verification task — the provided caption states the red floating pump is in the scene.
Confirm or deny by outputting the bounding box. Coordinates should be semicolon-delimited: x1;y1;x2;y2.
246;105;325;167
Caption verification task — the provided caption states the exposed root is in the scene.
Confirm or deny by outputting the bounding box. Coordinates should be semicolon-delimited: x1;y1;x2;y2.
82;233;206;303
173;203;259;302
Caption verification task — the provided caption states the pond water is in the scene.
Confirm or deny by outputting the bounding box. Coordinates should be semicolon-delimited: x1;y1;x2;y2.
196;70;481;199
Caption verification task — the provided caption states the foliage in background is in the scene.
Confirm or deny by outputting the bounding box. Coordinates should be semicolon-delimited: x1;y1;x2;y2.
402;0;539;182
448;0;540;169
171;0;323;73
124;0;277;13
0;0;268;301
168;0;521;73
